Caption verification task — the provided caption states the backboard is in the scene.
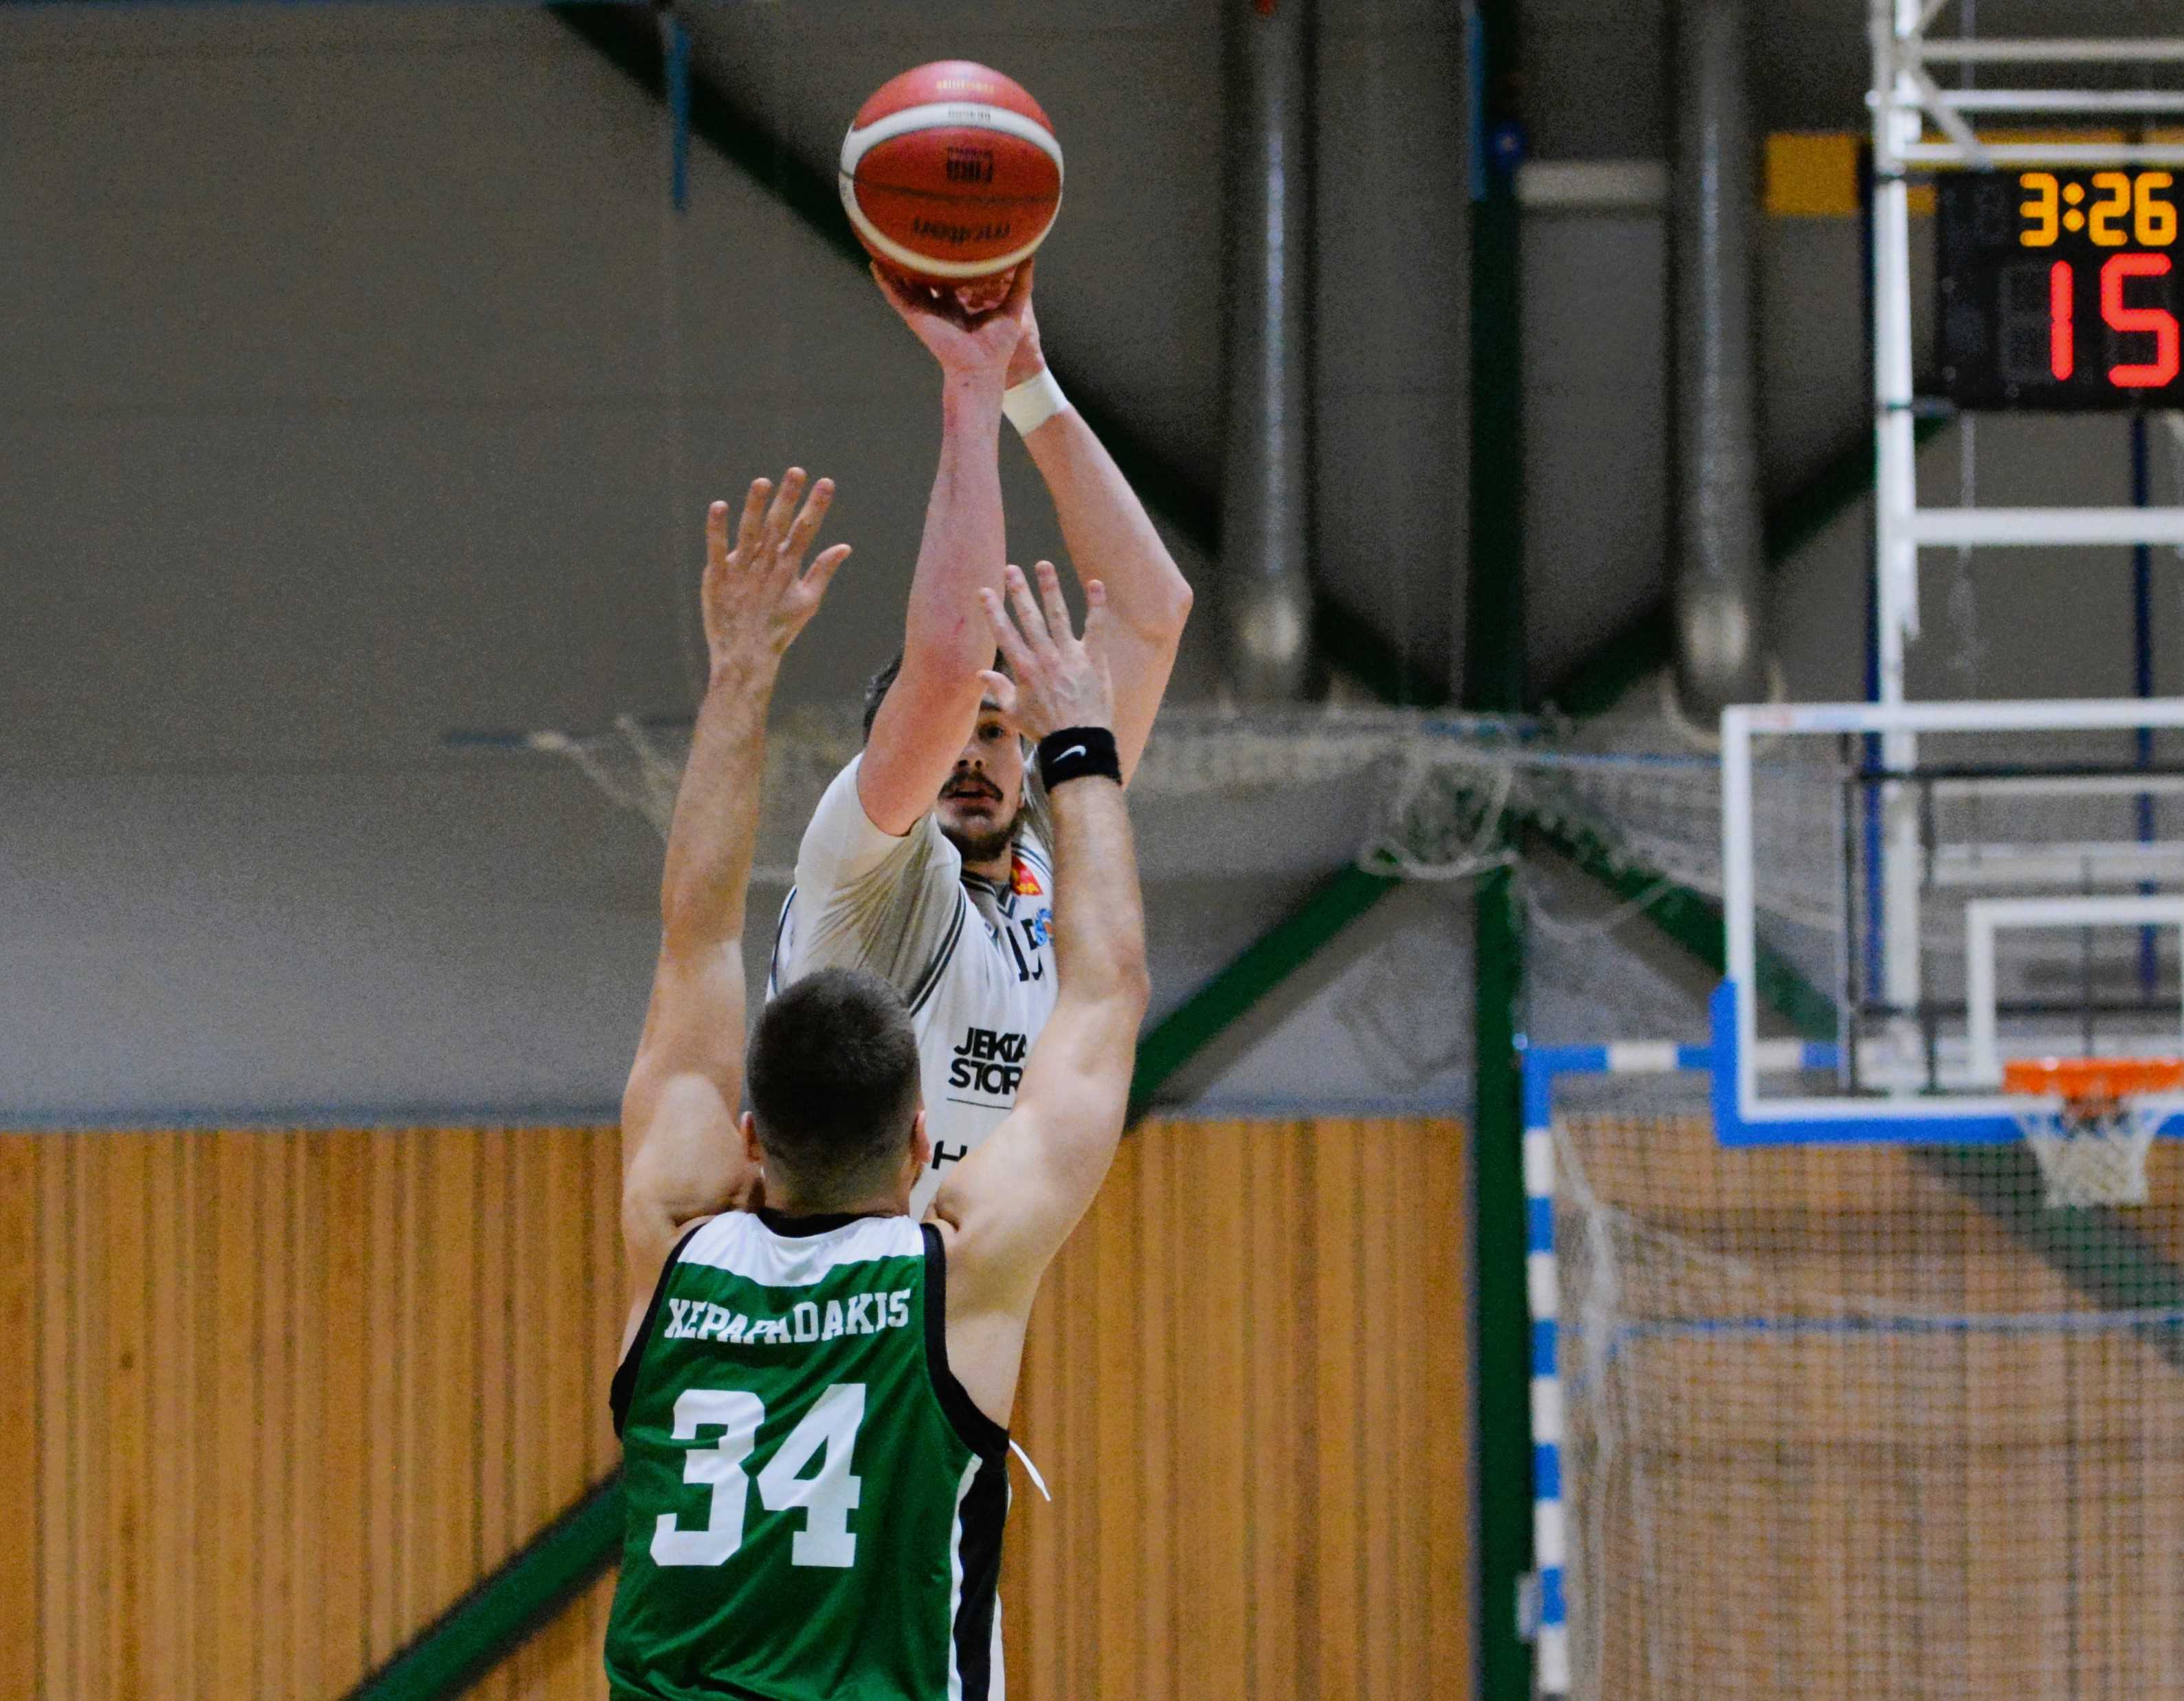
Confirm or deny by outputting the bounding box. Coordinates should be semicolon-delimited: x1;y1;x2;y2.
1717;698;2184;1145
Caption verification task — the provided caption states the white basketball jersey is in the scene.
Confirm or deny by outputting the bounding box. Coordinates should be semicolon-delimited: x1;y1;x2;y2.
769;755;1060;1219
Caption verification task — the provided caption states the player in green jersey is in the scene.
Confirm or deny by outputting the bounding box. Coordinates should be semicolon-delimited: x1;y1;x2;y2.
608;463;1148;1701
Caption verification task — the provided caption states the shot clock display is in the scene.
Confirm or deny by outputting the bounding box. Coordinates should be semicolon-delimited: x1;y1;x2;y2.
1937;168;2181;408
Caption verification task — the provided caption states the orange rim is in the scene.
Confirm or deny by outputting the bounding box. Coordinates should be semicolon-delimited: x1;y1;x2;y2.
2003;1057;2184;1108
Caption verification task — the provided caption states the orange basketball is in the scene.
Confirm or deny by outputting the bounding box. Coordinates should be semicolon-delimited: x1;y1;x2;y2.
838;61;1063;289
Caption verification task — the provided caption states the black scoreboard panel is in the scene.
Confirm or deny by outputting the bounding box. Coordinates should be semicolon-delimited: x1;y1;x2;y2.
1937;169;2182;409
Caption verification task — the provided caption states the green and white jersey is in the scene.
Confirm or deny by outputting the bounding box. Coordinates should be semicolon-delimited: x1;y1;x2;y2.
606;1209;1010;1701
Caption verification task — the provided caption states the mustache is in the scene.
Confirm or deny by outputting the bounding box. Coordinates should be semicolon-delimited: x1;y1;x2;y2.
942;776;1003;802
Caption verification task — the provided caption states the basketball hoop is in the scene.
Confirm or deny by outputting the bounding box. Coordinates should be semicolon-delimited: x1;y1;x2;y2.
2002;1057;2184;1208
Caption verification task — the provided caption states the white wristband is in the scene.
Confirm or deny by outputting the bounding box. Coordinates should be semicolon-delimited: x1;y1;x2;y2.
1002;367;1071;437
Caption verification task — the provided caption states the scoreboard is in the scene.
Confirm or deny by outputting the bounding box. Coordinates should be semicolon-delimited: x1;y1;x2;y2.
1937;168;2182;409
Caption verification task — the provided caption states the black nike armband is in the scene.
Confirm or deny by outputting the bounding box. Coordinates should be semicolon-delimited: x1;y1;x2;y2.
1036;726;1122;789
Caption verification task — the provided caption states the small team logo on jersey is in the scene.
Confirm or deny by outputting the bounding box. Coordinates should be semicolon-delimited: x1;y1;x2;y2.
1011;858;1043;897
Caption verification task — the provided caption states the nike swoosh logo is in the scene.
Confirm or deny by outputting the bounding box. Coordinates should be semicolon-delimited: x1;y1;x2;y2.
1055;745;1086;762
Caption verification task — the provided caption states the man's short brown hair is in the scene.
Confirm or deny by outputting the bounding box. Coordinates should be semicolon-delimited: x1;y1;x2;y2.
746;967;920;1203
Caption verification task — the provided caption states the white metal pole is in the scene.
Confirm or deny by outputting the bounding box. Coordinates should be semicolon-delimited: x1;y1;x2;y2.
1934;89;2184;113
1906;509;2184;547
1911;37;2184;64
1721;707;1760;1108
1899;142;2184;165
1875;0;1926;1067
1965;905;2000;1084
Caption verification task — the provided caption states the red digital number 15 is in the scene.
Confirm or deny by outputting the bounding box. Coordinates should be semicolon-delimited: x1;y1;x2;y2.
2048;253;2180;388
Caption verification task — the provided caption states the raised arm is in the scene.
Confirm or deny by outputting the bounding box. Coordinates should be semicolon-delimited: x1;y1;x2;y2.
857;264;1032;835
1005;297;1193;782
620;468;850;1325
934;562;1149;1330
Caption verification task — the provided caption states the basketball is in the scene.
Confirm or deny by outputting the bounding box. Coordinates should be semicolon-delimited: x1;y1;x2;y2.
838;61;1063;294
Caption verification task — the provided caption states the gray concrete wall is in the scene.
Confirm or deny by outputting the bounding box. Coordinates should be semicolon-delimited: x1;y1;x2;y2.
9;0;2179;1122
0;1;1472;1122
1521;209;1673;691
679;0;1473;699
1312;0;1472;701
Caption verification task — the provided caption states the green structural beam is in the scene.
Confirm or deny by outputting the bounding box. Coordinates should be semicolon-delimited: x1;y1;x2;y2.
549;2;1217;559
1518;810;1836;1039
1126;864;1405;1123
1464;5;1532;1694
340;1474;624;1701
1467;855;1530;1697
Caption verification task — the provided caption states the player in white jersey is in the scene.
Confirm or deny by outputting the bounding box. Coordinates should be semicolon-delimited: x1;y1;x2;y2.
769;263;1192;1216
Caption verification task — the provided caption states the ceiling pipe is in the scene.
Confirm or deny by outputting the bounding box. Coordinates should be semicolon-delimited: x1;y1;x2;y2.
1671;0;1772;714
1222;0;1316;702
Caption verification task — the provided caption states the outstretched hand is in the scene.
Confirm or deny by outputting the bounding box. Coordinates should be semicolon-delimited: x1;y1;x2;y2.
702;468;851;674
872;259;1033;383
976;560;1113;743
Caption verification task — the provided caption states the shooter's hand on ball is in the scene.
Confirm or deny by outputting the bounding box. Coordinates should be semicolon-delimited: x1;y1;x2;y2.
872;259;1031;382
701;467;852;678
977;560;1113;743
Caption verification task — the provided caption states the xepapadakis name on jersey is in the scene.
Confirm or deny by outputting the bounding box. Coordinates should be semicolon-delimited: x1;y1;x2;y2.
660;1290;914;1347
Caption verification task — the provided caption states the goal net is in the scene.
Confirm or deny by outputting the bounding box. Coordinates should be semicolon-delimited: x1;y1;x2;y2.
479;695;1819;901
1547;1069;2184;1700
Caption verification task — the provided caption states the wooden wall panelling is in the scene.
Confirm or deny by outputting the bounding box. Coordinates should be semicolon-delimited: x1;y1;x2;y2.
213;1130;261;1694
364;1126;404;1667
140;1134;184;1698
1246;1118;1310;1698
1135;1128;1178;1698
1314;1114;1366;1700
393;1127;428;1648
99;1133;144;1699
78;1136;115;1700
256;1135;296;1699
1173;1121;1248;1700
586;1127;626;1665
1090;1137;1141;1694
502;1131;551;1697
12;1118;1470;1700
7;1126;626;1698
421;1132;475;1636
285;1131;324;1697
1420;1115;1469;1687
1360;1117;1400;1695
320;1128;374;1693
1057;1141;1102;1693
512;1127;610;1698
472;1126;516;1701
989;1116;1471;1701
0;1137;39;1701
30;1138;67;1696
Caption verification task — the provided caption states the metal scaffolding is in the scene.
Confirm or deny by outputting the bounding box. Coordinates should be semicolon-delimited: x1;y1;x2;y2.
1867;1;2184;1027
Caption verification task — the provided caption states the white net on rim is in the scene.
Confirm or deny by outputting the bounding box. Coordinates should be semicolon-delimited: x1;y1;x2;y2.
2015;1100;2163;1207
2003;1062;2183;1208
